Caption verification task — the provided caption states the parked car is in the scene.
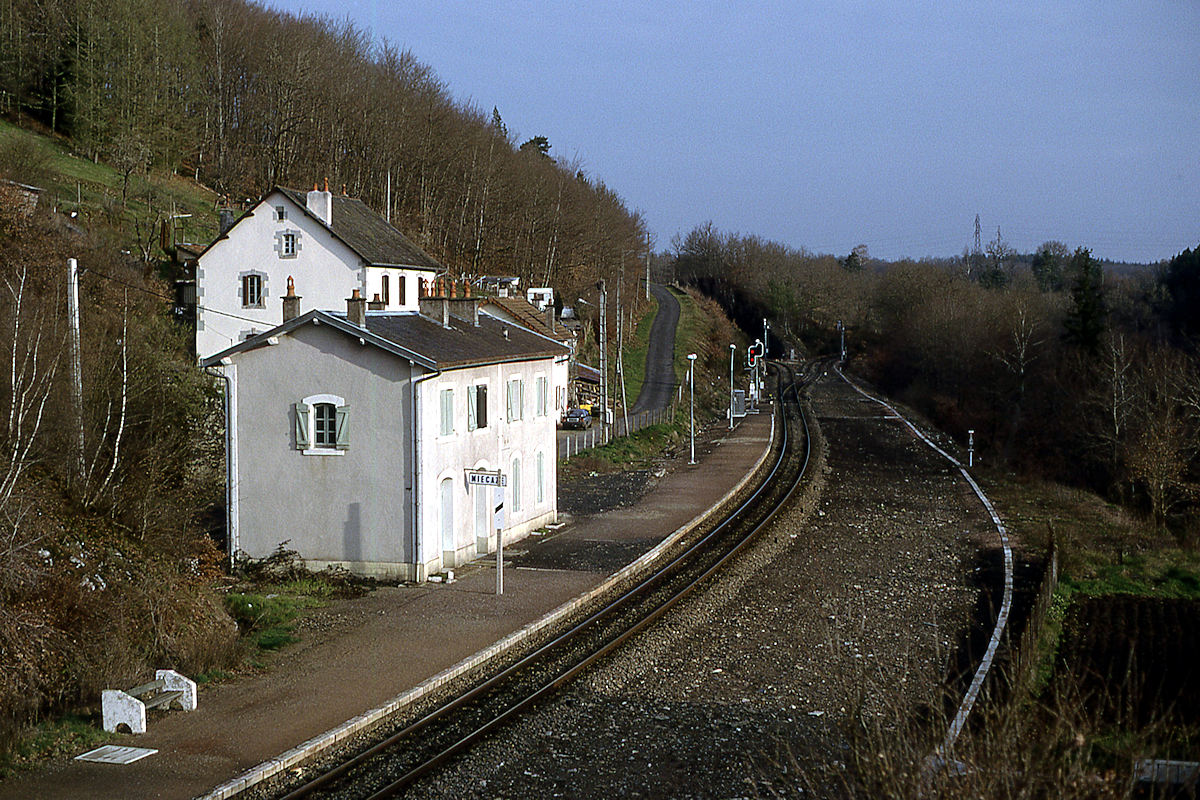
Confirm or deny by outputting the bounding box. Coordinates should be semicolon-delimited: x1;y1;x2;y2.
561;407;593;429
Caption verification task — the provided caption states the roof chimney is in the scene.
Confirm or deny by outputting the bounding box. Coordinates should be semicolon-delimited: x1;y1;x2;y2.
546;305;556;333
218;209;236;236
307;180;333;226
282;276;301;322
368;293;385;311
347;288;367;327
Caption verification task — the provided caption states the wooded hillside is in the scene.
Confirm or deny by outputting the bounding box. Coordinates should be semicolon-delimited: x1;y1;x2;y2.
0;0;650;297
674;225;1200;539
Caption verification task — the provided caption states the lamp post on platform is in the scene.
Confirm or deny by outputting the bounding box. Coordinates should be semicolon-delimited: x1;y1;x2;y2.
729;344;736;429
688;353;697;464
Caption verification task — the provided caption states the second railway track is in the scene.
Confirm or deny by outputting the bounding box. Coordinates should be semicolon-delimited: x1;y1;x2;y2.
269;360;820;800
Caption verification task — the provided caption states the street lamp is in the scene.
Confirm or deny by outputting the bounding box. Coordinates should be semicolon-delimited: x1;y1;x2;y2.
688;353;697;464
729;344;736;430
837;320;845;362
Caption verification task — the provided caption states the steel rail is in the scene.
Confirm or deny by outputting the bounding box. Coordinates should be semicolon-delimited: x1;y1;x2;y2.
279;362;814;800
833;365;1014;761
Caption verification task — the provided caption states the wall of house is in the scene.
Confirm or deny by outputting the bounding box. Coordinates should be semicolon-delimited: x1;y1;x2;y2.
420;358;558;572
477;305;572;424
229;322;418;579
196;190;365;359
362;267;435;312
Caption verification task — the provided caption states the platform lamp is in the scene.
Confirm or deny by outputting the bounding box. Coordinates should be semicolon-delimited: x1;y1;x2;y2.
688;353;698;464
729;344;736;430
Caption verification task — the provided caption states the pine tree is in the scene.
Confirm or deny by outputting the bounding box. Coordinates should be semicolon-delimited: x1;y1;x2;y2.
1063;247;1105;352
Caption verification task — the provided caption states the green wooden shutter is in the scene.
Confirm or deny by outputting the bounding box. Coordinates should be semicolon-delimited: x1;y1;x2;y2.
467;385;477;431
294;403;310;449
335;405;350;450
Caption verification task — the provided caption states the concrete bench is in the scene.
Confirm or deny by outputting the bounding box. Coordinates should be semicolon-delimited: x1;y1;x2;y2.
102;670;197;734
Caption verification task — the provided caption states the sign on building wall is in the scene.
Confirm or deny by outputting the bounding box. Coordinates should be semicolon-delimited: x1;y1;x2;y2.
465;469;507;487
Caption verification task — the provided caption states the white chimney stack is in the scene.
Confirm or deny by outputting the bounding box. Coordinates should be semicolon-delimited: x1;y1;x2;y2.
307;179;333;226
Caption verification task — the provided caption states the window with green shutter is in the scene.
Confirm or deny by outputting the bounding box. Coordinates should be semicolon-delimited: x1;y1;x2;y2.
468;384;487;431
296;394;349;454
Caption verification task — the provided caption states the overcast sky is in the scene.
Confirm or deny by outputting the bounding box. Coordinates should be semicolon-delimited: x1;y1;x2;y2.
267;0;1198;263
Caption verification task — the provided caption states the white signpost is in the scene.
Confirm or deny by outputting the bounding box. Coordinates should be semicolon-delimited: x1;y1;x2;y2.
466;471;508;594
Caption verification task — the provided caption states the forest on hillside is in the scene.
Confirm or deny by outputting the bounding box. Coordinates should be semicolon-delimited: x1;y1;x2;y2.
674;224;1200;538
0;0;665;758
0;0;651;300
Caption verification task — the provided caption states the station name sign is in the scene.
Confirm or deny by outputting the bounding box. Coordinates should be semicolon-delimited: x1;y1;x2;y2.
465;469;507;487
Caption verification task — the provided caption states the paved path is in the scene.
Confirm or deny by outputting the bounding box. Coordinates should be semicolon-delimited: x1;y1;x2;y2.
0;410;774;800
631;283;680;413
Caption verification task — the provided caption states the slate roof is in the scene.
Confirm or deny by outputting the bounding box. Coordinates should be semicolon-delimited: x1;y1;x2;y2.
479;297;576;346
202;309;567;371
275;188;441;269
364;312;566;369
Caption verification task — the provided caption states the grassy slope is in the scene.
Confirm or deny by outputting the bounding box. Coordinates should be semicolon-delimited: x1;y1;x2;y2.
988;475;1200;600
0;119;218;249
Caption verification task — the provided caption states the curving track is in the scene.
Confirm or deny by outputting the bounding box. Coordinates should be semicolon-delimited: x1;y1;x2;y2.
834;365;1013;760
271;361;820;800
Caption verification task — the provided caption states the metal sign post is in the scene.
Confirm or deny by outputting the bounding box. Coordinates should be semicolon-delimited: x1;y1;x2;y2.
465;471;508;594
495;500;504;595
968;430;975;468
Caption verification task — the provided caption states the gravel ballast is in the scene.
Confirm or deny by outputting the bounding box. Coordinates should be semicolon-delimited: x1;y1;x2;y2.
407;374;990;799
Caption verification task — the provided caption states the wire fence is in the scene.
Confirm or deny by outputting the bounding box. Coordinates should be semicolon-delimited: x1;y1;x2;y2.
558;404;677;460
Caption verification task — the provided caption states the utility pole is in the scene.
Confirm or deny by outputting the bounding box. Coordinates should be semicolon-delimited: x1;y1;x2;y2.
729;344;736;430
645;232;651;301
970;213;983;279
688;353;697;464
617;280;628;436
597;279;608;439
67;257;85;485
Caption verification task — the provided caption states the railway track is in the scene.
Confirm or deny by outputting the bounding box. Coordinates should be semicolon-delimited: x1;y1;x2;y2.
270;360;820;800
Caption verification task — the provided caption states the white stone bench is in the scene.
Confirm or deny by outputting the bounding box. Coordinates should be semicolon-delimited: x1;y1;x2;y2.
102;670;197;734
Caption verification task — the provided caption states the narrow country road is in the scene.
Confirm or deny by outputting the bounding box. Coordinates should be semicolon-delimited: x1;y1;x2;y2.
631;283;680;413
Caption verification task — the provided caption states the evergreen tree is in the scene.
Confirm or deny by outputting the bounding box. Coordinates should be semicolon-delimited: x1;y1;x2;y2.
1031;242;1068;292
1159;245;1200;343
1063;247;1106;352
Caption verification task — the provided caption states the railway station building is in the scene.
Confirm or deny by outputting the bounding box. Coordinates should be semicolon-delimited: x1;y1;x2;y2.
202;289;567;582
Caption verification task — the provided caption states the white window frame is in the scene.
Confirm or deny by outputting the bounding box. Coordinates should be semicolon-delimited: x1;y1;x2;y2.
507;378;525;423
511;456;522;513
536;450;545;505
275;229;301;259
240;272;266;309
536;375;548;417
295;393;348;456
467;383;488;431
440;387;455;436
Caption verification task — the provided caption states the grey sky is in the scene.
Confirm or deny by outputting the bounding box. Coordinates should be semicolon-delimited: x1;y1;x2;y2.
269;1;1198;263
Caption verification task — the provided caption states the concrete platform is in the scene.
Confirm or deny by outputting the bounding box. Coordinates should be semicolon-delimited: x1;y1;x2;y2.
0;409;774;800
